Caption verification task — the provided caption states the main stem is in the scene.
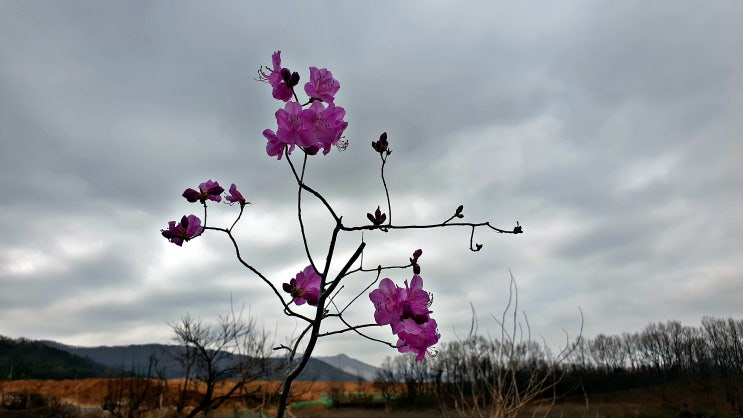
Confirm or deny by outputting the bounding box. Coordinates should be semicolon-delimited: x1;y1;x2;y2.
274;242;366;418
275;315;322;418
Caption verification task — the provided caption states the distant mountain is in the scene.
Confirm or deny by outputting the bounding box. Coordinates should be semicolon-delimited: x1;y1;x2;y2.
0;336;110;380
316;354;379;381
44;341;364;381
41;341;181;377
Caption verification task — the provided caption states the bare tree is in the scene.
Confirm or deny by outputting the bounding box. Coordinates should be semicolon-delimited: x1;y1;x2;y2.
170;307;272;417
373;357;404;407
102;354;167;418
439;274;581;418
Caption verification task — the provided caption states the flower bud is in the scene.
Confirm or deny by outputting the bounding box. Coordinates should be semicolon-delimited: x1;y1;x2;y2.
289;71;301;87
372;132;389;153
513;221;523;234
280;68;292;83
366;206;387;225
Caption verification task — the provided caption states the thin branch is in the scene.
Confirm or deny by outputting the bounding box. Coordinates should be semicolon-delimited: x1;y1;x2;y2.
322;313;397;348
318;322;380;337
203;226;312;324
338;265;383;315
343;220;521;234
228;203;245;232
380;152;392;226
287;152;320;273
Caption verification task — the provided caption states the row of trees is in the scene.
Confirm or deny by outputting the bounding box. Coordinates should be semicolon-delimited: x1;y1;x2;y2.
567;317;743;412
571;317;743;377
374;277;578;418
374;316;743;416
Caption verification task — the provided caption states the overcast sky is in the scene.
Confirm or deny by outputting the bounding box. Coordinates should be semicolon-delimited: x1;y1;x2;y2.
1;1;741;367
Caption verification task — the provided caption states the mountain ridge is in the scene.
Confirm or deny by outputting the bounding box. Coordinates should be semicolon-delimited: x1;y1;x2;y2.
315;353;379;381
40;339;374;381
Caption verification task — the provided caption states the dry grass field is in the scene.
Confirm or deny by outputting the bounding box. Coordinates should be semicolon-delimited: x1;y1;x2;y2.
2;378;742;417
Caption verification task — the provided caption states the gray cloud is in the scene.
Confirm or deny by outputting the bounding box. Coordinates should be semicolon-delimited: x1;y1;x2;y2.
1;1;741;367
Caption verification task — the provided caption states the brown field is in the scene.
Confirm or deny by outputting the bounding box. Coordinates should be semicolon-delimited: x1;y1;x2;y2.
1;378;742;417
0;379;375;407
0;379;385;416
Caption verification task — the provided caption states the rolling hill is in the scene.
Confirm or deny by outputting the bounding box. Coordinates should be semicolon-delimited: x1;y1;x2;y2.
40;339;369;381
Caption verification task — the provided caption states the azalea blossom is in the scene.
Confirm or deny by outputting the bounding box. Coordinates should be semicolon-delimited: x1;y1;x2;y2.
276;101;310;148
397;318;441;361
225;183;248;206
182;180;224;203
304;66;340;104
283;265;321;306
369;274;439;360
258;50;295;102
369;278;405;326
265;100;349;159
161;214;203;246
299;101;348;155
263;128;291;160
393;275;432;332
260;52;349;159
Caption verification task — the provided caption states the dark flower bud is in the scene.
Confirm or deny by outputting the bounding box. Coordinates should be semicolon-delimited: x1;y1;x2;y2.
413;264;421;275
280;68;292;83
513;221;523;234
371;132;389;153
182;188;201;203
413;249;423;260
366;206;387;225
455;205;464;218
289;71;300;87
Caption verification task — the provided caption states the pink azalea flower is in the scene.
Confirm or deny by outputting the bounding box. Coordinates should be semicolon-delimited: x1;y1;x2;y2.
263;128;293;160
260;53;348;159
396;318;441;361
283;265;321;306
311;104;348;155
392;275;432;333
297;102;348;155
161;214;203;246
258;51;295;102
369;278;405;326
225;183;248;206
302;102;348;155
276;101;311;148
370;274;439;361
182;180;224;203
304;67;340;104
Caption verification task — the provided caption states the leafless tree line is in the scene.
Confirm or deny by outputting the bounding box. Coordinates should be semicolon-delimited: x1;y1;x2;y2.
374;316;743;416
571;317;743;377
568;316;743;412
374;276;580;418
